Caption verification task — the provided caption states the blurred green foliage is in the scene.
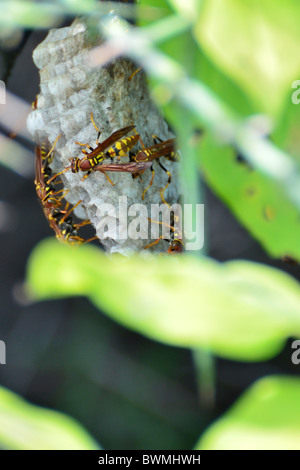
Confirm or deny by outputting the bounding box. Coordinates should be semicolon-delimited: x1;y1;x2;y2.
195;0;300;118
27;239;300;362
0;385;100;449
196;376;300;450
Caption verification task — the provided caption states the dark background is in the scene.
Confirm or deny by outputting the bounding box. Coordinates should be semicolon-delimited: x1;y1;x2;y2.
0;26;299;450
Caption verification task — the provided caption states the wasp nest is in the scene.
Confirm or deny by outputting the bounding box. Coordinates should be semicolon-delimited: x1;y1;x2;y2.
27;18;180;254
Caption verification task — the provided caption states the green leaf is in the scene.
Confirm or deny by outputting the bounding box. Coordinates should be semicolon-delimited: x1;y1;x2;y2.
0;1;63;29
26;239;300;361
194;0;300;117
0;385;100;450
272;93;300;159
199;132;300;260
138;0;173;27
196;376;300;450
166;0;203;21
196;52;255;117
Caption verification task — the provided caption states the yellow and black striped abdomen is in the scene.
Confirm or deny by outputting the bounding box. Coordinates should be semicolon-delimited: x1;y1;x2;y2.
107;134;139;159
165;150;180;162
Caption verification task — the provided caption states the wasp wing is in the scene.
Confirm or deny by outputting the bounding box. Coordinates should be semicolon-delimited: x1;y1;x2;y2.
134;139;176;162
86;125;136;158
93;161;152;174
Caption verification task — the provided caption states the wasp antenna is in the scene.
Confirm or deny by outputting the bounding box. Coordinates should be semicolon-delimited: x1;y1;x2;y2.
128;67;142;81
59;200;82;224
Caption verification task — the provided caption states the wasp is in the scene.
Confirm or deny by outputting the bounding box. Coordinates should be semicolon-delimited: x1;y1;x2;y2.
144;214;184;254
133;137;177;163
48;202;97;245
70;114;140;179
35;137;151;243
130;136;178;202
39;189;97;245
35;137;96;244
34;135;67;209
144;192;183;254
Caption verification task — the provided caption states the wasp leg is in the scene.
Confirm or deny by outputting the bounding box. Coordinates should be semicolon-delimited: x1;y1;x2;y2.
157;160;171;205
74;219;91;229
152;135;163;144
128;67;142;81
90;112;101;135
142;164;155;200
144;235;165;250
81;170;92;181
47;167;69;184
59;200;82;224
102;172;114;186
45;134;62;161
82;236;98;244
